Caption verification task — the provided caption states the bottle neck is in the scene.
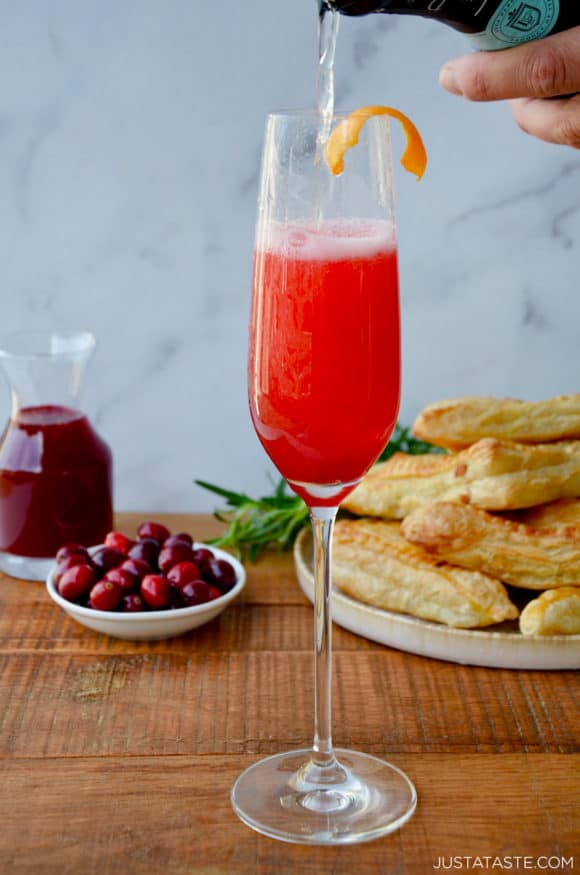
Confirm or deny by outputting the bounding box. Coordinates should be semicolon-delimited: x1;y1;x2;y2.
323;0;496;33
323;0;568;47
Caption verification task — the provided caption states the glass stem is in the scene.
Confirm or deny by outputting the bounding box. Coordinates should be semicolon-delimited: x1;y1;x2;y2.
310;505;338;768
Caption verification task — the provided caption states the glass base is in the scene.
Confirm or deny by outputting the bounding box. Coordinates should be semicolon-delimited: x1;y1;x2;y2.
0;551;54;582
231;748;416;845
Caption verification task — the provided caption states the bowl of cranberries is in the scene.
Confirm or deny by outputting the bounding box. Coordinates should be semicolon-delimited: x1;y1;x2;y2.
45;521;246;640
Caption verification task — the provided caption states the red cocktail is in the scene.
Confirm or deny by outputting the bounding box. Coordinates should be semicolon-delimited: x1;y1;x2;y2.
249;219;399;504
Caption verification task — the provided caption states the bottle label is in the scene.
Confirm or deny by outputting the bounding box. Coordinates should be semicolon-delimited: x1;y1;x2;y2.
469;0;560;50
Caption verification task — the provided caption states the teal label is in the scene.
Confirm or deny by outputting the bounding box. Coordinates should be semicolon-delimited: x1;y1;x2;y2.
469;0;560;50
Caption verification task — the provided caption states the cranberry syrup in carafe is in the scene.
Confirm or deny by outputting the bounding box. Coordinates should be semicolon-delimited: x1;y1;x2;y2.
0;404;112;557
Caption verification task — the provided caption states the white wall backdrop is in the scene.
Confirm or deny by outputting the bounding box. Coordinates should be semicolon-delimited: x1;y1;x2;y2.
1;0;578;511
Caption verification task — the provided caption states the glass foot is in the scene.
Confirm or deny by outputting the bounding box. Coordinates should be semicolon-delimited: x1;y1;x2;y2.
0;551;54;582
231;748;416;845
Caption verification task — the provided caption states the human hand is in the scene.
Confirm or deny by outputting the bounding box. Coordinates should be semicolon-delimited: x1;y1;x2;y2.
439;26;580;149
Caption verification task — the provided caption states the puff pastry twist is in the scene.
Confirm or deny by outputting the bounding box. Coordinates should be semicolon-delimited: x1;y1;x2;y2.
519;587;580;636
333;518;518;628
401;501;580;590
342;439;580;519
412;395;580;450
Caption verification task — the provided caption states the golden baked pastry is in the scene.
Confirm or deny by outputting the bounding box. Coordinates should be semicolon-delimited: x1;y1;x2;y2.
511;498;580;529
401;501;580;590
412;395;580;450
342;439;580;519
519;587;580;636
332;518;518;628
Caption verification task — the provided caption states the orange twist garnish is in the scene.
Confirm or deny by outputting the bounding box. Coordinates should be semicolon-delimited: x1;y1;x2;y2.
325;105;427;181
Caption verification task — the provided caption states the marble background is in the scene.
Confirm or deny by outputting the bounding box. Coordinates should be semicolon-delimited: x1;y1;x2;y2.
0;0;578;512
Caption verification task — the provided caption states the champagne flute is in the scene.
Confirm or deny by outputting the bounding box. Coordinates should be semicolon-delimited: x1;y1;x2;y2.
231;110;416;844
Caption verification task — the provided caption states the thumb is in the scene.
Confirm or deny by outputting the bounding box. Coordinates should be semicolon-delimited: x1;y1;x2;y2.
439;26;580;102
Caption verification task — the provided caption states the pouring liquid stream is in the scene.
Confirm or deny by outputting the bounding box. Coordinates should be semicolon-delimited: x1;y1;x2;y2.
317;7;340;142
315;6;340;222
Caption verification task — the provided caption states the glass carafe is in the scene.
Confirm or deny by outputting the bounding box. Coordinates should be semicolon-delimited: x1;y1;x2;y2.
0;331;113;581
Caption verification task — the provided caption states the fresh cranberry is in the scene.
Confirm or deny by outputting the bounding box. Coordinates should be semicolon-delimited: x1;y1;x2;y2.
206;585;222;602
58;564;96;602
92;547;125;577
137;521;171;543
158;543;195;574
168;586;185;608
202;558;237;593
56;544;90;564
104;568;138;594
128;539;160;568
121;593;146;612
192;547;214;566
89;580;122;611
140;574;171;610
163;534;193;549
179;579;211;607
166;561;201;589
120;558;153;581
56;553;92;581
104;531;135;555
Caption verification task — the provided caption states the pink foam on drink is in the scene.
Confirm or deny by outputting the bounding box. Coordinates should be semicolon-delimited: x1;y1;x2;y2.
257;218;396;261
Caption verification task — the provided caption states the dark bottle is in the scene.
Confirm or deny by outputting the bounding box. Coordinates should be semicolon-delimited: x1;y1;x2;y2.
321;1;579;51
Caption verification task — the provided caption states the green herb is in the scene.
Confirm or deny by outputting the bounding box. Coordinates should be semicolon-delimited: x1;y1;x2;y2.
194;477;309;561
196;423;442;560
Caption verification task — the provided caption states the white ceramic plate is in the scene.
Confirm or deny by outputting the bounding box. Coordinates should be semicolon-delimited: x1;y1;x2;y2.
46;543;246;640
293;528;580;670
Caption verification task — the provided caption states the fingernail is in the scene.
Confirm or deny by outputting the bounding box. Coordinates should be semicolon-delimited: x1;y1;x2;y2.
439;65;462;96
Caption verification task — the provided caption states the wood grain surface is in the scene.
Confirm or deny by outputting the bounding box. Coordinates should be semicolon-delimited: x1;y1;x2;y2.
1;513;578;875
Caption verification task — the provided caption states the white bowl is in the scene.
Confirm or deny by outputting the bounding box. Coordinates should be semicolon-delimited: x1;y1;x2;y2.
46;543;246;640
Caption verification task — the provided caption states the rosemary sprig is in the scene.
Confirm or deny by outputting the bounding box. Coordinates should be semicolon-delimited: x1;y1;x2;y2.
194;477;309;561
196;423;442;560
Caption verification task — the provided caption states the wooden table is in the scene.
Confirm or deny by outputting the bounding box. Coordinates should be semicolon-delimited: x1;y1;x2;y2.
1;513;578;874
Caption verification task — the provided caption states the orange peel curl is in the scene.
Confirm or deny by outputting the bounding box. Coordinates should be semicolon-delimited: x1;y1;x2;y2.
325;104;427;181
